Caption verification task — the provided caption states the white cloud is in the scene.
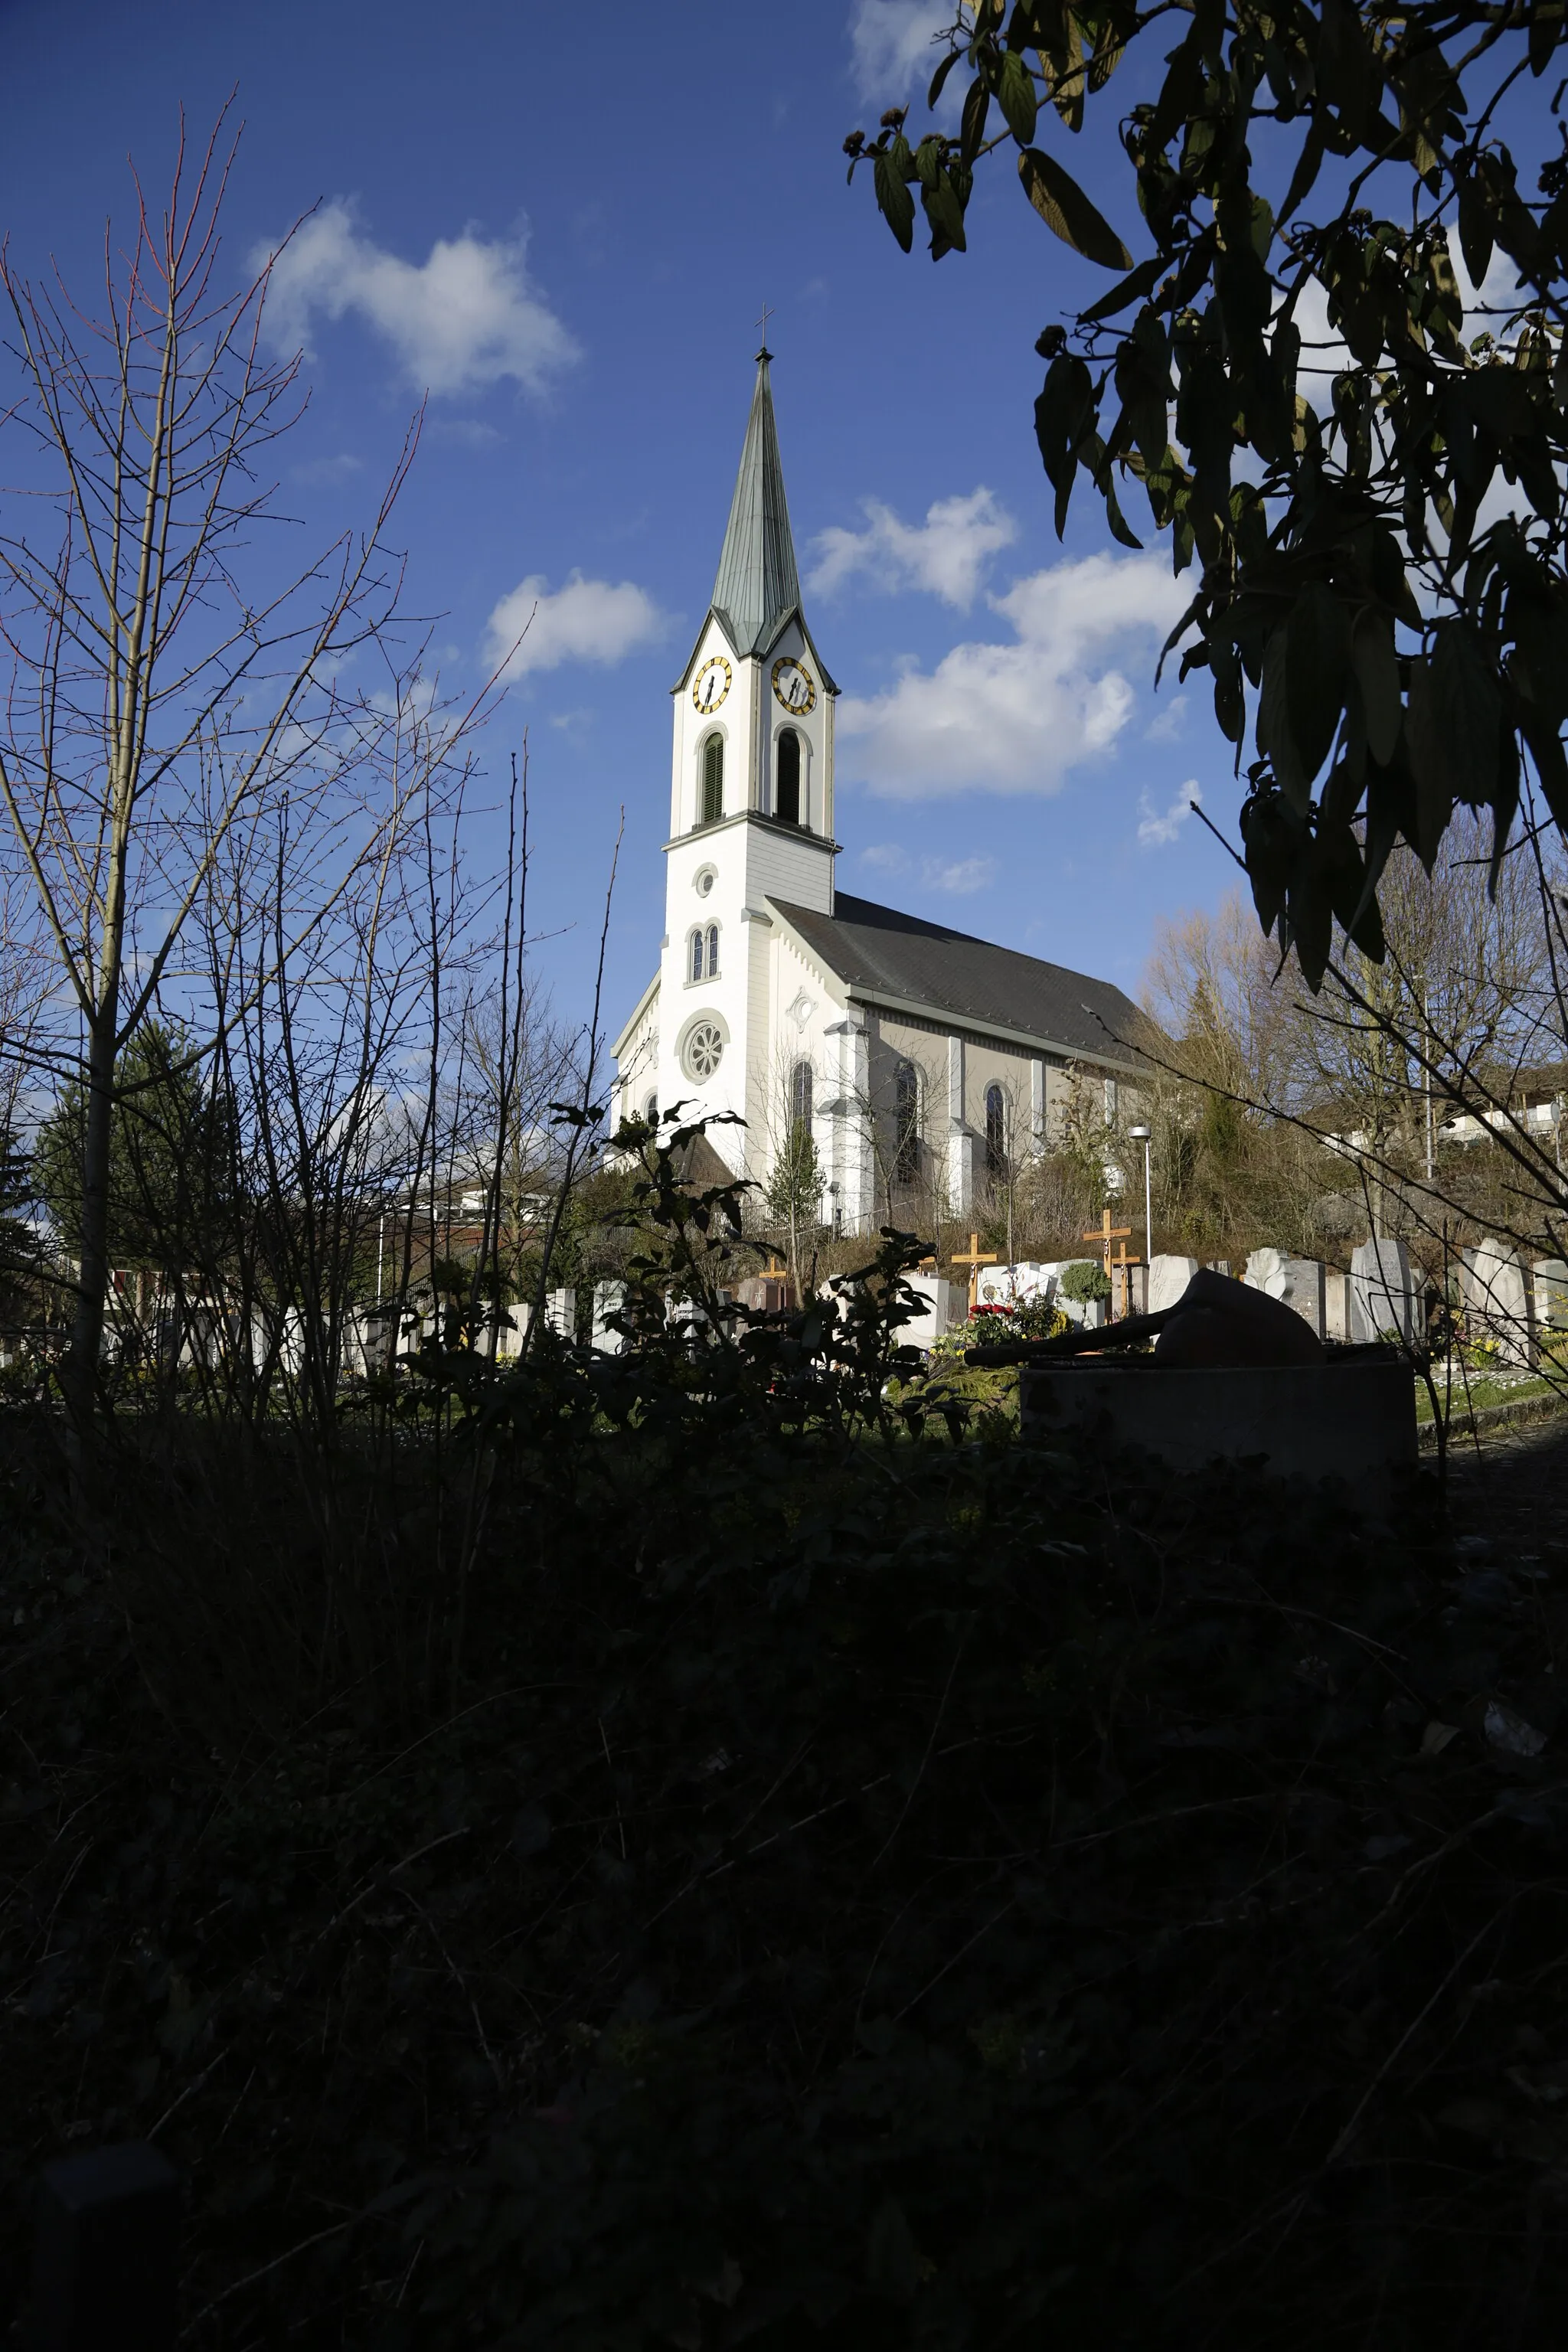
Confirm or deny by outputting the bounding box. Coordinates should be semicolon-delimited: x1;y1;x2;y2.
1144;693;1187;743
838;554;1187;800
485;572;666;680
809;487;1017;609
290;451;363;485
848;0;951;100
859;842;910;876
1137;779;1201;848
256;199;579;397
925;854;995;894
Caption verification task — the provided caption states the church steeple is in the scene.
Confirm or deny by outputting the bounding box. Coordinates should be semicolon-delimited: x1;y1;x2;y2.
709;350;802;657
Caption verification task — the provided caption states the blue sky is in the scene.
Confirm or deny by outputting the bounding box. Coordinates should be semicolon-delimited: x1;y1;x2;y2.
0;0;1240;1039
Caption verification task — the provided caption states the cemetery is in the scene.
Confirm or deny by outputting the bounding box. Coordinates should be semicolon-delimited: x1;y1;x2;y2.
10;12;1568;2345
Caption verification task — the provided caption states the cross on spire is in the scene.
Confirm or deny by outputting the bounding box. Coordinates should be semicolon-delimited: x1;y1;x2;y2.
755;301;774;360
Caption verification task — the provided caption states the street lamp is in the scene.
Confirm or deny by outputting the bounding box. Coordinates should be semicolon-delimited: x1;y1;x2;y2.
1129;1125;1152;1265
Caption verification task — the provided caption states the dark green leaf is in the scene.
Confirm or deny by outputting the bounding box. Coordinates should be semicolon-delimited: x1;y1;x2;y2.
1079;254;1162;325
960;75;991;167
1018;147;1132;270
1529;0;1562;76
927;47;962;111
1404;656;1453;869
873;152;916;254
1285;582;1351;789
1431;619;1501;812
1351;611;1402;768
1456;171;1495;289
997;48;1039;144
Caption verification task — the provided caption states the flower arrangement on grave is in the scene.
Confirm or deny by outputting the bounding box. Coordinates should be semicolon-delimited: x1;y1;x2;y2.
929;1296;1067;1363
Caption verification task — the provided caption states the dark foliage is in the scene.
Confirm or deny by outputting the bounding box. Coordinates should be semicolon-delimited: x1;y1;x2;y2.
4;1338;1568;2343
848;1;1568;986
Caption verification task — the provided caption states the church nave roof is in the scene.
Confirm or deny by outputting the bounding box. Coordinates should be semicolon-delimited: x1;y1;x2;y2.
770;891;1157;1072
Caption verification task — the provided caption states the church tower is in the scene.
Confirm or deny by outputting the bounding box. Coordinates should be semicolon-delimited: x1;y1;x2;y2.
611;348;1155;1233
652;348;838;1165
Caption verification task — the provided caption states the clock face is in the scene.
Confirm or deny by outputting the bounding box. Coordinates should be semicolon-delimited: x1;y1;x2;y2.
692;655;732;715
772;656;816;715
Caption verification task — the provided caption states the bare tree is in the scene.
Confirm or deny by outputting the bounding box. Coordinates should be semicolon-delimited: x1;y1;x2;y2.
0;113;419;1427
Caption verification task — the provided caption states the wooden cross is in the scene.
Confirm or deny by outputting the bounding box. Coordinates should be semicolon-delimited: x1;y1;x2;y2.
1083;1207;1132;1278
951;1231;998;1312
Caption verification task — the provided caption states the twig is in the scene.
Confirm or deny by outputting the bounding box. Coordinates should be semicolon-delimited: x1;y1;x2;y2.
178;2210;369;2337
869;1621;971;1870
147;2053;224;2140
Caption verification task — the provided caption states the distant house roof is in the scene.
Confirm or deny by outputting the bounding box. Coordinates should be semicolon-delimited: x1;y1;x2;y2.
771;891;1156;1070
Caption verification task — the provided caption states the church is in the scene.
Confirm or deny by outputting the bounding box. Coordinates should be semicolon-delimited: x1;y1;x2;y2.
610;351;1150;1234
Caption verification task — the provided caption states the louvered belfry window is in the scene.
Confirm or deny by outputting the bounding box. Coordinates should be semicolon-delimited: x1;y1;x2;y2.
701;735;724;825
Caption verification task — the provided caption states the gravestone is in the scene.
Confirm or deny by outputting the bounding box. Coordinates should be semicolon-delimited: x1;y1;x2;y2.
1463;1240;1536;1367
1244;1248;1328;1338
544;1286;577;1341
903;1274;962;1350
1534;1258;1568;1334
1323;1270;1352;1343
1148;1254;1200;1314
592;1281;626;1354
1112;1261;1148;1318
31;2138;179;2352
492;1301;529;1360
1351;1238;1417;1344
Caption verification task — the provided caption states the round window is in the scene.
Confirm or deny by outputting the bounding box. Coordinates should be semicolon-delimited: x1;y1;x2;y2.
683;1019;724;1081
694;865;717;898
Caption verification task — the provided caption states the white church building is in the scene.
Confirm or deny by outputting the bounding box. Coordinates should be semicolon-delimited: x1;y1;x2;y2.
610;350;1150;1234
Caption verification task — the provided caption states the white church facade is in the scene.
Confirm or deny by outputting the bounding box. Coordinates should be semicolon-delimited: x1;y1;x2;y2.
610;350;1149;1234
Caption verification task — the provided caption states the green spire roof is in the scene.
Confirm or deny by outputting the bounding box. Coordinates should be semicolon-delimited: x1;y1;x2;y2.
710;351;801;658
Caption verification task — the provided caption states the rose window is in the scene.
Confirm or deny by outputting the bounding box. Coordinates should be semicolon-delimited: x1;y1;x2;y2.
683;1020;724;1081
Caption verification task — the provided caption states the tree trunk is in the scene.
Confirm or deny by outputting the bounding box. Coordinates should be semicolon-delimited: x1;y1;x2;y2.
66;1011;118;1432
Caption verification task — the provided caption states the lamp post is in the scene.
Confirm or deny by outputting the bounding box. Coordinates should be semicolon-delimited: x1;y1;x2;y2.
1129;1125;1152;1266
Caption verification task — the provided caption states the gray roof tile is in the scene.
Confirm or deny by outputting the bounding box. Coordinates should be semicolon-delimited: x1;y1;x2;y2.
771;891;1155;1067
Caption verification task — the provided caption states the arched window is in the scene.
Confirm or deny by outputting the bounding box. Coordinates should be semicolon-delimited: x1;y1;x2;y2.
701;733;724;826
707;923;720;977
642;1091;658;1125
776;727;802;825
791;1058;812;1131
689;928;704;983
985;1082;1007;1174
894;1059;920;1184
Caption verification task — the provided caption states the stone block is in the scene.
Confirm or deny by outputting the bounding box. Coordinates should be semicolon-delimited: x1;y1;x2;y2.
1021;1355;1416;1486
1534;1258;1568;1333
591;1282;626;1352
1351;1239;1416;1344
1463;1240;1536;1367
1148;1254;1200;1314
1244;1248;1328;1338
1323;1271;1352;1343
903;1274;963;1351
